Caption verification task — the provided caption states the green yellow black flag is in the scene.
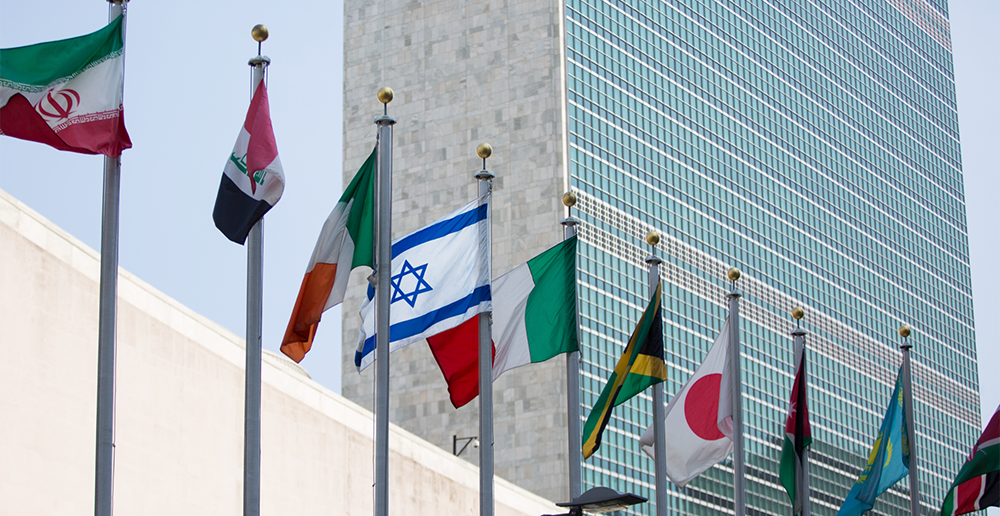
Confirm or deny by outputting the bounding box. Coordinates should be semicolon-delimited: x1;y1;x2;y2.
582;280;666;459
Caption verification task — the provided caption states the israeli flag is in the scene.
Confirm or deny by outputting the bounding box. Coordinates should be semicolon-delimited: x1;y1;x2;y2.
354;193;491;371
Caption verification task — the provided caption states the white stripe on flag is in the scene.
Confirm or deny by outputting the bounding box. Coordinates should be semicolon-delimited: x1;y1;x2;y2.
355;194;491;370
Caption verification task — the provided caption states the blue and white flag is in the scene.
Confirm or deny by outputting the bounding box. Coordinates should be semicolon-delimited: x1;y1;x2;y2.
837;366;910;516
354;194;491;371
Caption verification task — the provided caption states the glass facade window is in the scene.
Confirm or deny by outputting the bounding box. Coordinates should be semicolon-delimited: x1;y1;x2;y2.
567;0;979;514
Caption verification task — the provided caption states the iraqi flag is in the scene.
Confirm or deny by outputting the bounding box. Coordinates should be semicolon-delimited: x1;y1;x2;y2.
426;236;579;408
940;404;999;516
354;194;491;371
583;280;666;459
779;347;812;511
212;80;285;244
280;149;375;363
640;316;733;487
0;16;131;157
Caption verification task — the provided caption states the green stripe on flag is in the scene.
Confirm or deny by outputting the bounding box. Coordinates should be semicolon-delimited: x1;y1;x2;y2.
524;235;578;362
346;148;376;269
0;16;124;89
582;281;664;459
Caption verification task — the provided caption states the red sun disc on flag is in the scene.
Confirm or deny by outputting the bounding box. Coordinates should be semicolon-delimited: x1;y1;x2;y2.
684;373;726;441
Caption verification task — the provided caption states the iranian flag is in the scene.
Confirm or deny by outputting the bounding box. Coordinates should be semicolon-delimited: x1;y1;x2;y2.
280;149;375;363
779;347;812;512
0;16;131;157
940;404;999;516
426;236;578;408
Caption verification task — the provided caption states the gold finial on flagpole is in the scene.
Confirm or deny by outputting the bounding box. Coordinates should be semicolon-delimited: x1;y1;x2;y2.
476;143;493;174
377;87;394;104
898;324;912;339
251;24;269;42
377;87;394;116
251;24;268;56
646;231;660;247
792;306;804;320
562;191;577;208
727;267;741;282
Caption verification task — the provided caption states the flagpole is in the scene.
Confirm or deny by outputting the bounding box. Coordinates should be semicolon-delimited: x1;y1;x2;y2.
645;232;667;516
726;267;744;516
791;308;810;516
374;87;396;516
898;324;920;516
243;25;270;516
94;2;126;515
560;192;582;500
475;143;495;516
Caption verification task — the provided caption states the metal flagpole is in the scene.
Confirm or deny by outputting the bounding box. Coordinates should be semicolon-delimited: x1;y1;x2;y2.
726;267;745;516
94;2;126;515
560;192;582;501
373;87;396;516
645;232;667;516
898;324;920;516
475;143;495;516
243;25;270;516
791;307;810;516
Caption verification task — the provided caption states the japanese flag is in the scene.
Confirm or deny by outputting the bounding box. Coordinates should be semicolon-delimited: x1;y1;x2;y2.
640;317;733;487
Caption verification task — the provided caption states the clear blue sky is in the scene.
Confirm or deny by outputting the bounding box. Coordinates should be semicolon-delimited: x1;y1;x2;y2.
1;0;996;506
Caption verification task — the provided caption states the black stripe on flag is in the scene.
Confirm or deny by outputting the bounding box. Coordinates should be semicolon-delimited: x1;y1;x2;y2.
213;173;274;244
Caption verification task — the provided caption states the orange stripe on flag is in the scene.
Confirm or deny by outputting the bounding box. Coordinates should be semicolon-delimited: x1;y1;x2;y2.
280;262;338;362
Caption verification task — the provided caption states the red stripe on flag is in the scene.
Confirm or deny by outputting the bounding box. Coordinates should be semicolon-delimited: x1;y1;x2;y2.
426;317;494;408
245;82;279;176
0;94;131;157
954;475;985;513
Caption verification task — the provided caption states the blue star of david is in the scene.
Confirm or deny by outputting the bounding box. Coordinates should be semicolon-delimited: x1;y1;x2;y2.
390;260;433;307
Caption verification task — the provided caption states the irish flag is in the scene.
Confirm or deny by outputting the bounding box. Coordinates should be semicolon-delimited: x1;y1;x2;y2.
426;236;579;408
280;149;375;363
940;404;999;516
0;16;131;157
779;347;812;511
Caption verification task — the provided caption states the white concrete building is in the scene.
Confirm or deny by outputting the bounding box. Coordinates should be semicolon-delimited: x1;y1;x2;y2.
0;188;558;516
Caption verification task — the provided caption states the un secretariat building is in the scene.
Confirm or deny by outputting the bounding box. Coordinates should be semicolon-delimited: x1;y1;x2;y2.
341;0;981;514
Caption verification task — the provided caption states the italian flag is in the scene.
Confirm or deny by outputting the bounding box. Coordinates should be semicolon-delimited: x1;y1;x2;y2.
0;16;131;157
940;404;999;516
426;235;579;408
280;149;375;363
779;347;812;512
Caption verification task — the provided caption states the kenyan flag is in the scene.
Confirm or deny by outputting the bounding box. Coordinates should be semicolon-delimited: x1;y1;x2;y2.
0;16;131;157
780;348;812;512
941;404;999;516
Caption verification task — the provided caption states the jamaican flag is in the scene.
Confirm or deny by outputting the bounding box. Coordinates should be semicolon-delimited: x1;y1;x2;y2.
582;280;666;459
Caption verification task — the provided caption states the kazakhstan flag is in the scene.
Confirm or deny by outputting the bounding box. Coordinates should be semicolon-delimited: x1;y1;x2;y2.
837;367;910;516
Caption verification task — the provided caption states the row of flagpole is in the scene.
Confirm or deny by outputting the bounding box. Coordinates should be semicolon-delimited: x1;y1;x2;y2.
4;6;992;516
14;6;935;516
351;85;925;516
82;24;926;516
